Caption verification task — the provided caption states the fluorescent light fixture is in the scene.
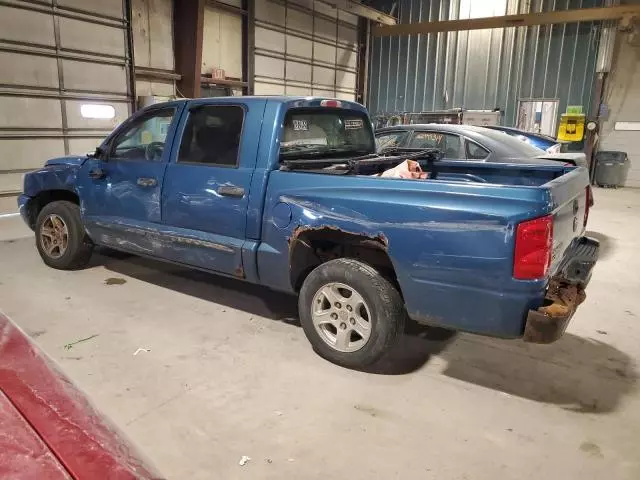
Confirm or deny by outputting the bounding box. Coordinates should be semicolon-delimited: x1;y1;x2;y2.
80;104;115;119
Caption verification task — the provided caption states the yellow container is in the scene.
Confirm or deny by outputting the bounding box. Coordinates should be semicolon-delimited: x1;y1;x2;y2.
557;113;585;141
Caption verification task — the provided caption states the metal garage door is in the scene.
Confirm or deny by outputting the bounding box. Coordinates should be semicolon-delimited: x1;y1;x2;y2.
0;0;133;214
254;0;360;101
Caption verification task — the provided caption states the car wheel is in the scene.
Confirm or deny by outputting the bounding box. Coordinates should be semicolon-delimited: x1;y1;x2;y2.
299;258;405;368
35;200;93;270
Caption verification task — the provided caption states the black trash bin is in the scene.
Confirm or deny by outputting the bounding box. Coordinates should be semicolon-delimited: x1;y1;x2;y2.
595;151;630;188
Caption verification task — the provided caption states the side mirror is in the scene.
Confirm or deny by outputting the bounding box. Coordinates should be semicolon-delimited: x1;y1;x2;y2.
87;146;105;160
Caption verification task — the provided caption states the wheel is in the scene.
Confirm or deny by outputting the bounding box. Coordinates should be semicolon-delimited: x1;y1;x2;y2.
35;200;93;270
299;258;405;368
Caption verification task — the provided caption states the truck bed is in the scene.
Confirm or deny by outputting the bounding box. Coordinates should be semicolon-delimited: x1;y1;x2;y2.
260;160;590;338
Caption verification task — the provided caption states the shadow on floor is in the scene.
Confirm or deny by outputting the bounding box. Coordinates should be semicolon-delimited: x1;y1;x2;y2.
586;230;616;260
363;323;457;375
95;250;637;411
439;333;637;414
96;249;455;375
95;249;300;323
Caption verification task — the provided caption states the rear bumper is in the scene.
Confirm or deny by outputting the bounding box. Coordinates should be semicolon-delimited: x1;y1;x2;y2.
523;237;599;343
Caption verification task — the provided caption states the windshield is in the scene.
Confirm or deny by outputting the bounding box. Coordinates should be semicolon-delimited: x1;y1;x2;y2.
280;109;375;159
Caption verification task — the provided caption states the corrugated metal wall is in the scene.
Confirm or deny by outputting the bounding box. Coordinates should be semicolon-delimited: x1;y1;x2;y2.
367;0;604;126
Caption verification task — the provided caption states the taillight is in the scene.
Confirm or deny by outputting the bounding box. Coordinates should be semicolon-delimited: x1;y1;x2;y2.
320;99;342;108
513;215;554;280
584;186;592;226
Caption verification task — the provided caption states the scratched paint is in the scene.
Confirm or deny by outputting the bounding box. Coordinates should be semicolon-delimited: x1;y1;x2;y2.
0;391;72;479
0;314;163;479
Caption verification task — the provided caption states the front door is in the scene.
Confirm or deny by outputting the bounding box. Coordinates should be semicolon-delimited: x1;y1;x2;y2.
159;100;263;275
78;105;181;254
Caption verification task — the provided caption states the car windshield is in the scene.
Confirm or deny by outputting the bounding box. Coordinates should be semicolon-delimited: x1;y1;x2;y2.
476;128;546;157
280;109;375;159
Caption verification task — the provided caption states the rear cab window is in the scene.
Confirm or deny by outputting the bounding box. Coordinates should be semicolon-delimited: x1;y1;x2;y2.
280;108;375;161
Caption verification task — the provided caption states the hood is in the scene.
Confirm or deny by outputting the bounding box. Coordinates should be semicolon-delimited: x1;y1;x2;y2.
535;152;587;168
45;155;88;167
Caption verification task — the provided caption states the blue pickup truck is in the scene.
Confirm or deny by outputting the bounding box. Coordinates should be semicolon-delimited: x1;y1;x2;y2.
18;97;598;368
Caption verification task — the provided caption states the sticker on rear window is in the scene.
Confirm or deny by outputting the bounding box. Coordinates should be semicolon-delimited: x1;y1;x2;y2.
415;132;444;142
293;120;309;131
345;119;364;130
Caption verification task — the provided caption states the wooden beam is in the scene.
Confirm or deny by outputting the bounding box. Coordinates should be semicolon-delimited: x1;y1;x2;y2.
200;77;248;88
356;17;370;105
135;67;182;82
242;0;255;95
174;0;205;98
373;4;640;37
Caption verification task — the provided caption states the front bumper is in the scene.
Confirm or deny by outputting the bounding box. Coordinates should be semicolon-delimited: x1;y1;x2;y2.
17;194;34;229
523;237;599;344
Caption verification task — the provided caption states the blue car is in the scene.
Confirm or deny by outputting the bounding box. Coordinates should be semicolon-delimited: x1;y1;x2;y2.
483;125;568;153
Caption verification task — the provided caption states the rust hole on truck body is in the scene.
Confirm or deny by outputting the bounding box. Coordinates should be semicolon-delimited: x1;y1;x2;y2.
288;225;389;250
234;265;245;278
288;225;393;292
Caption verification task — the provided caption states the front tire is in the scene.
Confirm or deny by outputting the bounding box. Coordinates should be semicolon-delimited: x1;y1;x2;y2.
299;258;405;369
35;200;93;270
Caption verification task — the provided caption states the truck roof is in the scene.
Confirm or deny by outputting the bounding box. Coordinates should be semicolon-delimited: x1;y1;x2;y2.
141;96;367;112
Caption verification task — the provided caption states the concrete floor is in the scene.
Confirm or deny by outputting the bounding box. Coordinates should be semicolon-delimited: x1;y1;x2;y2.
0;213;31;242
1;188;639;480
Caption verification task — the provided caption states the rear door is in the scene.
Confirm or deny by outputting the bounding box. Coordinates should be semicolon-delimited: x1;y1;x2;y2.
159;99;266;275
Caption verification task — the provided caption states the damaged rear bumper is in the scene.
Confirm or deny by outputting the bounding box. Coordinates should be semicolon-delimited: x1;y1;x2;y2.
523;237;599;344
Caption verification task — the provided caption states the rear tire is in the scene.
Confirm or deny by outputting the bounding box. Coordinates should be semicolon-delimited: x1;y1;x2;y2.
299;258;405;369
35;200;93;270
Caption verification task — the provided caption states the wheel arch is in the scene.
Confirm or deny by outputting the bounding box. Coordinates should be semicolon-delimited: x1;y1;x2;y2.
26;190;80;229
288;226;399;294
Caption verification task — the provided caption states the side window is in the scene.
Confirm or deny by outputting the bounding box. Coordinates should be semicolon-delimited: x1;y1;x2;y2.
178;105;244;167
110;108;175;161
375;131;408;152
465;140;490;160
409;132;461;158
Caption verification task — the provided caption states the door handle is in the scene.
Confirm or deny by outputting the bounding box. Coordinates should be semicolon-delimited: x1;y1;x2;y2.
88;168;106;179
217;185;245;198
137;177;157;187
